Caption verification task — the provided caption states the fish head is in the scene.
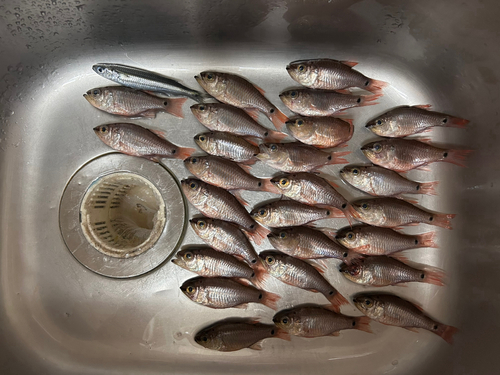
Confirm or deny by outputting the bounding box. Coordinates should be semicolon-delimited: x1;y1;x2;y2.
84;87;107;108
353;294;385;319
181;178;206;205
189;217;214;240
250;204;272;225
361;141;393;166
366;113;397;136
258;250;287;277
184;156;210;177
335;226;366;249
93;124;119;146
172;249;203;272
267;228;300;251
286;117;315;139
92;63;120;81
193;132;214;153
279;89;308;111
190;103;217;125
339;260;366;284
194;327;221;350
257;143;288;165
349;199;385;226
180;277;206;304
270;174;295;195
196;71;227;97
273;308;302;334
339;165;372;190
286;60;318;87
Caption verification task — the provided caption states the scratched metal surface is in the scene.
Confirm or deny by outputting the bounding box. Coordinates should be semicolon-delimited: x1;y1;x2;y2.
0;0;499;374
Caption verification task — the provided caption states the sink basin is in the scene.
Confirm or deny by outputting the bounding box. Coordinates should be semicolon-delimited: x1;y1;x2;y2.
1;0;498;374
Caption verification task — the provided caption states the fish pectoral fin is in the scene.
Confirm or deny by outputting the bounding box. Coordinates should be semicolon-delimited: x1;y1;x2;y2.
307;289;320;293
143;155;161;163
248;341;263;350
252;84;266;95
330;331;341;336
403;327;420;333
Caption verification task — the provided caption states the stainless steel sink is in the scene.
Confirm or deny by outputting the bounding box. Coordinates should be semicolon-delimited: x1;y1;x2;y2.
1;0;498;374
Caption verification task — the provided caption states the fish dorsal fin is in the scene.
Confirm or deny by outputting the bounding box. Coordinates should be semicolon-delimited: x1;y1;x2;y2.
149;128;167;139
403;327;420;333
238;163;253;174
413;104;432;110
244;108;260;121
341;60;358;67
230;190;249;206
253;84;266;95
307;260;326;274
325;178;340;189
243;137;260;147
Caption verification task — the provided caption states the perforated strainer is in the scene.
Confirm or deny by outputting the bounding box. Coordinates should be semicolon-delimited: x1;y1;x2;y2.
59;153;186;278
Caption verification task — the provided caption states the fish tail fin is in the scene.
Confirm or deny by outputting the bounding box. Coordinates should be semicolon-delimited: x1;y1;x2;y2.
327;150;350;165
444;149;473;167
327;291;349;312
261;290;281;310
419;181;439;195
354;316;373;333
245;224;270;245
164;97;187;118
366;79;388;95
275;328;292;341
264;130;288;143
260;178;280;194
445;116;469;128
416;231;438;248
423;266;446;286
431;213;455;230
344;250;364;265
270;108;289;131
250;262;269;290
175;147;196;160
434;324;459;344
359;93;382;107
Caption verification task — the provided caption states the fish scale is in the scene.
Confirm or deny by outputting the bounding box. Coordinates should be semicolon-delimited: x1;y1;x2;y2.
251;200;331;228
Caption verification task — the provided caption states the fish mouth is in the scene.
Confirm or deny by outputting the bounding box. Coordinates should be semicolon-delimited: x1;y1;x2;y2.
365;120;376;128
285;65;291;71
360;144;371;152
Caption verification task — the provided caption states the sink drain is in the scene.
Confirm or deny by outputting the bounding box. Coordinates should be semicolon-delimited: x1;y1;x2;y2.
59;153;186;278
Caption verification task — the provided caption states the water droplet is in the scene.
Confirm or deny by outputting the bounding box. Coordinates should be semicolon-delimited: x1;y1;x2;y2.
76;4;85;11
26;44;31;49
15;13;20;18
40;11;46;16
52;0;57;4
53;31;59;35
392;360;399;366
7;65;15;72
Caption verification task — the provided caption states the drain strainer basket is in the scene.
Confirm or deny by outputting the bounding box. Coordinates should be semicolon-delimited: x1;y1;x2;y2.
59;153;186;278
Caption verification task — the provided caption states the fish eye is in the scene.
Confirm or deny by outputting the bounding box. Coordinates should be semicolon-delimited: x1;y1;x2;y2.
100;126;108;133
202;336;208;342
190;182;198;189
270;144;278;152
279;178;289;187
373;143;382;152
199;105;206;111
352;168;359;175
346;232;354;240
199;136;206;142
186;286;195;294
298;65;305;71
92;89;100;96
361;203;369;209
184;252;193;260
266;256;275;264
376;120;382;125
197;220;206;229
282;317;289;324
206;73;214;81
343;252;348;258
365;299;372;306
191;158;198;163
97;67;103;73
296;119;304;126
259;209;267;216
279;231;287;239
290;91;297;98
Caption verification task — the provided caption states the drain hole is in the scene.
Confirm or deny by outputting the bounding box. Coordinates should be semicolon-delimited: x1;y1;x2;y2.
80;172;166;259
